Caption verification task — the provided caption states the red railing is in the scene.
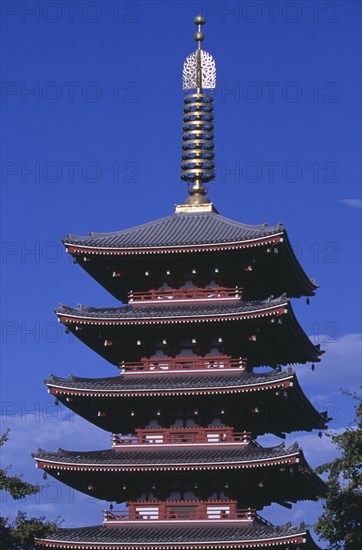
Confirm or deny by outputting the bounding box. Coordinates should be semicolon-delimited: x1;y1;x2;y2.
112;427;252;447
104;501;255;523
120;355;247;374
128;287;241;304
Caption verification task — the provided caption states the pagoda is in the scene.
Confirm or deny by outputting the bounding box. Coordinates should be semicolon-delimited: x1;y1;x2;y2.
34;16;327;550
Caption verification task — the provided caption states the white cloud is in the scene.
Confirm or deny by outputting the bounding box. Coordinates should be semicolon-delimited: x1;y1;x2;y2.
258;429;342;470
1;489;102;528
258;430;346;549
262;501;326;548
1;360;359;534
289;431;342;468
337;198;362;208
1;412;109;525
299;333;361;390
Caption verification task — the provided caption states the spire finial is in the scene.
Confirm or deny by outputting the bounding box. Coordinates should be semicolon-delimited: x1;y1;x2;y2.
194;15;205;92
194;14;205;48
177;16;217;214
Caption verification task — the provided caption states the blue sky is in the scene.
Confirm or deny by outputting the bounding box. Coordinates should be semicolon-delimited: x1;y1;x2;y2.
1;0;361;545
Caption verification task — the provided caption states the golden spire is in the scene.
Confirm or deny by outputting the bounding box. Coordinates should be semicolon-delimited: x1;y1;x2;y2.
176;15;217;214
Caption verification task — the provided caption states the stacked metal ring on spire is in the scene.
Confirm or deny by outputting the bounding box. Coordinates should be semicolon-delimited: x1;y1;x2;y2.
181;92;215;184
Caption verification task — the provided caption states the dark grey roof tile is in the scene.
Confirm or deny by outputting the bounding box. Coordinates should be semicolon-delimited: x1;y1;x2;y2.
47;369;292;392
57;295;288;320
65;212;284;249
37;518;313;546
35;442;299;465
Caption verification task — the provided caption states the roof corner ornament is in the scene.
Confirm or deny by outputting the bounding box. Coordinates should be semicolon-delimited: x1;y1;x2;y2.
177;15;217;214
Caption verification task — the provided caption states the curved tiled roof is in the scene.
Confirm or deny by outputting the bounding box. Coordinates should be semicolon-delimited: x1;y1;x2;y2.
57;295;288;321
36;519;319;548
35;442;300;467
56;296;322;367
46;369;328;434
65;212;284;250
47;368;293;393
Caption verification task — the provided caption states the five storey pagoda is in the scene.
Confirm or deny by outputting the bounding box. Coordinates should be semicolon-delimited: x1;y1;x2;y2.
34;16;327;550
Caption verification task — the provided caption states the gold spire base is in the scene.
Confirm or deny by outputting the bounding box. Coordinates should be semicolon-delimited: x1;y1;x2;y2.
175;202;218;214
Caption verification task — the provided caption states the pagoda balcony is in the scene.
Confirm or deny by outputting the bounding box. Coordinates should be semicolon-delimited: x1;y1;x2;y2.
128;286;241;305
120;355;247;376
112;427;252;449
103;500;255;525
